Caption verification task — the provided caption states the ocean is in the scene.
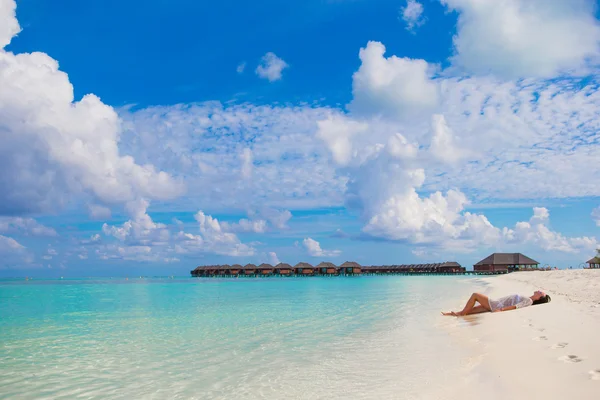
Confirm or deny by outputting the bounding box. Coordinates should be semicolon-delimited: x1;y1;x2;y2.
0;276;485;399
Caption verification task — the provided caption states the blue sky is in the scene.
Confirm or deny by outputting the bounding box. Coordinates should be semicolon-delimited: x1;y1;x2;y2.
1;0;600;277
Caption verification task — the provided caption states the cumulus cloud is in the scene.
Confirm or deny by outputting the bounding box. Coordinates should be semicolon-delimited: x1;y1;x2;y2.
0;217;57;237
175;211;255;256
302;237;341;257
0;0;182;216
503;207;597;253
256;52;288;82
0;0;19;48
102;199;170;245
316;115;369;166
429;114;468;165
400;0;426;32
441;0;600;78
349;41;438;118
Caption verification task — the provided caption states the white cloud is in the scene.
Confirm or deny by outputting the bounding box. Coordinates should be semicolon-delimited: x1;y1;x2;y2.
503;207;597;253
0;234;33;268
441;0;600;78
0;0;182;216
101;199;170;246
349;41;438;118
0;217;57;237
316;115;369;166
0;234;24;252
120;102;345;211
0;0;20;48
88;204;112;220
593;206;600;227
221;218;267;234
429;114;468;165
400;0;425;32
176;211;255;256
236;62;246;74
240;148;253;179
302;237;341;257
256;52;289;82
267;251;280;265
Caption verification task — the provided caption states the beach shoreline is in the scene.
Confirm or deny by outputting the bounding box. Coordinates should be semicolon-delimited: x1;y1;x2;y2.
441;270;600;400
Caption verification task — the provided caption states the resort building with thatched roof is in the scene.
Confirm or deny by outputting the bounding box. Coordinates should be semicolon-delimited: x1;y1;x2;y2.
275;263;293;275
474;253;539;273
294;262;315;275
316;262;338;275
243;263;257;275
258;263;274;275
586;249;600;269
339;261;361;274
230;264;243;275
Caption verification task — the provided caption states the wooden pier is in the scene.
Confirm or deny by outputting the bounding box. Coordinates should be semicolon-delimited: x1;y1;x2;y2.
190;261;509;277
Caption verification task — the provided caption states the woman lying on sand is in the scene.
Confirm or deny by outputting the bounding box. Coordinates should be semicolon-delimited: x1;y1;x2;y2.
442;291;551;316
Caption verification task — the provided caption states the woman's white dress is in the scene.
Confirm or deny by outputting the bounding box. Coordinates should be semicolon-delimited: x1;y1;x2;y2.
488;294;533;311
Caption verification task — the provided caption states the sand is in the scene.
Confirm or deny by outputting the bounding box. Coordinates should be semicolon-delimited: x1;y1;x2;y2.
441;270;600;400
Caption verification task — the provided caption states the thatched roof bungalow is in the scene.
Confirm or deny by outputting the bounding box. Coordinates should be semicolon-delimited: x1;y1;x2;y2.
258;263;274;275
294;262;315;275
340;261;361;274
230;264;243;274
316;261;338;275
243;263;257;274
275;263;293;275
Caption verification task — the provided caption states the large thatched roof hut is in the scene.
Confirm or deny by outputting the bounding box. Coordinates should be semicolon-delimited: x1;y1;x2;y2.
339;261;361;274
474;253;538;272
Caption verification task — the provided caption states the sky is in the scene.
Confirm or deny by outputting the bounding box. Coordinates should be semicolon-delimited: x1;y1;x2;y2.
1;0;600;277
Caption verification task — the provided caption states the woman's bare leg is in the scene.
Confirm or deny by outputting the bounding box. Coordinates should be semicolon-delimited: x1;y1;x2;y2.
458;293;490;316
443;293;491;316
463;305;489;315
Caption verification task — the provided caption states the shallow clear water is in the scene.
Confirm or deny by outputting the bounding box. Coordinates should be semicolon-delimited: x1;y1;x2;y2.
0;276;482;399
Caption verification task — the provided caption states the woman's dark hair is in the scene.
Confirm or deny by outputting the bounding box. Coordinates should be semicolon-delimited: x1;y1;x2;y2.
533;294;551;305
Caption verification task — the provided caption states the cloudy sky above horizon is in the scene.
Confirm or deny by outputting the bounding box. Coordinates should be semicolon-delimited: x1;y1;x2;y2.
1;0;600;277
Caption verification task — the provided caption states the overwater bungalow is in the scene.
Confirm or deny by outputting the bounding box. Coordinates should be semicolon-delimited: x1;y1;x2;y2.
294;262;315;275
340;261;361;275
474;253;539;273
243;263;257;275
316;262;338;275
230;264;243;275
258;263;274;275
275;263;293;275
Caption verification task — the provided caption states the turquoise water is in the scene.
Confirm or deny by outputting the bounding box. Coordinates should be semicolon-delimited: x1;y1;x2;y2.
0;276;482;399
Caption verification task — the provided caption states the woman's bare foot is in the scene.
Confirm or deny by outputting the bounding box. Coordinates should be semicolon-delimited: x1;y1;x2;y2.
442;311;459;316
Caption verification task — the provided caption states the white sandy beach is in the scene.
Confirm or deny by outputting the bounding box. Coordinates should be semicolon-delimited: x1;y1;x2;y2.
442;270;600;400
